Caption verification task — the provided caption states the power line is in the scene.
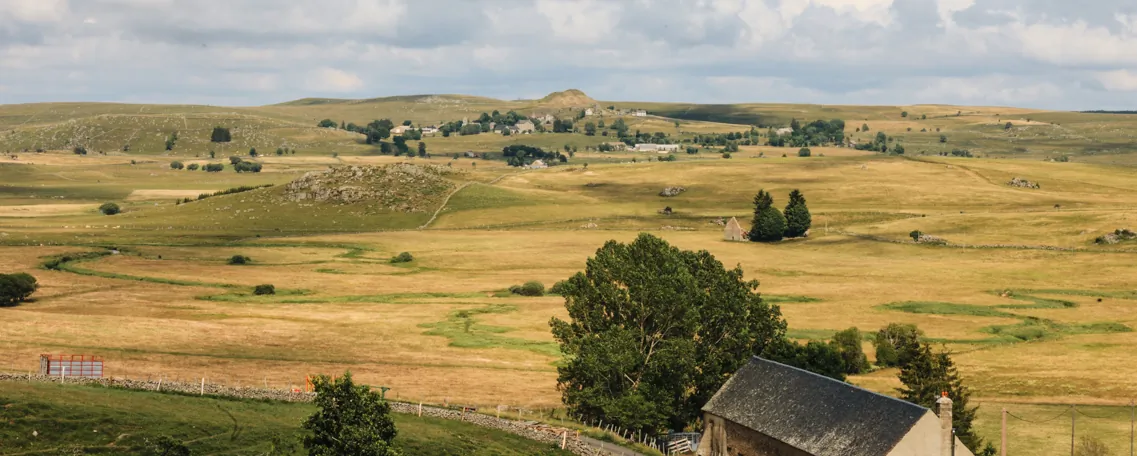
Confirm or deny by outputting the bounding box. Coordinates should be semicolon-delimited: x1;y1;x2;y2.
1006;406;1073;425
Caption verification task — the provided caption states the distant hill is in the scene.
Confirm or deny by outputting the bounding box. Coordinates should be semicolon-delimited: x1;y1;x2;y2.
537;89;597;108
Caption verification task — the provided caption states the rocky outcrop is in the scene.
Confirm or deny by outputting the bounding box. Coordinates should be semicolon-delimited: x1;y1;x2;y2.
1007;177;1040;189
282;164;456;212
1095;229;1137;245
659;186;686;197
916;234;948;245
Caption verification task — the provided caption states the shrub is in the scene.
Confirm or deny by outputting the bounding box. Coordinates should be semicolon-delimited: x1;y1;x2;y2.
721;152;732;159
228;255;251;265
254;284;276;295
797;148;811;157
389;252;414;264
234;161;263;173
901;111;908;118
204;163;224;172
73;146;88;155
512;281;545;296
99;203;121;215
909;230;922;242
170;161;184;170
229;156;243;165
0;272;38;307
549;280;568;295
1075;436;1110;456
186;163;199;171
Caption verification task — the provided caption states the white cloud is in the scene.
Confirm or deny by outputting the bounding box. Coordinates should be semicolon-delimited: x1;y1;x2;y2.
1097;69;1137;91
2;0;70;22
535;0;621;45
307;68;364;93
1016;21;1137;66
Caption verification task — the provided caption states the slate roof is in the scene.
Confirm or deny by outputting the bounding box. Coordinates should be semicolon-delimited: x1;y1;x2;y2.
702;356;931;456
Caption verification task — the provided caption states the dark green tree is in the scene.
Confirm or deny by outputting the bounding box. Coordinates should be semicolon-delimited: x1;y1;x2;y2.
832;327;869;374
767;340;846;381
550;234;788;434
783;189;811;238
0;273;38;307
898;344;983;452
874;323;923;367
748;190;785;242
210;127;232;143
99;202;121;215
302;372;400;456
584;122;597;136
317;119;337;128
170;161;184;170
417;142;427;157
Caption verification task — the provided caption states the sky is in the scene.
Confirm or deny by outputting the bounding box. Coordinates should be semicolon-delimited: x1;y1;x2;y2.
1;0;1136;110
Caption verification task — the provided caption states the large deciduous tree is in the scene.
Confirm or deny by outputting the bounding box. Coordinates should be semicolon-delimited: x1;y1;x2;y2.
302;372;400;456
550;234;787;434
783;189;812;238
210;126;231;143
749;190;785;242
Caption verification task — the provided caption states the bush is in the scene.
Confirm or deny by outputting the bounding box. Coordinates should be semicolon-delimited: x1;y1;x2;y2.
228;255;251;265
229;156;243;165
389;252;414;264
170;161;184;170
549;280;568;295
909;230;922;242
797;148;811;157
0;272;38;307
254;284;276;295
73;146;88;155
721;152;732;159
511;281;545;296
186;163;199;171
204;163;224;172
234;161;263;173
99;202;121;215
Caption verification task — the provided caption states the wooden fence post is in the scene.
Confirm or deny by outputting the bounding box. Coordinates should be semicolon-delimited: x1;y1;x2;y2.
200;377;205;395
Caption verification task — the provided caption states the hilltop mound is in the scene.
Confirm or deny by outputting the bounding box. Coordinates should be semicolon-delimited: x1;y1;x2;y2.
538;89;597;108
282;164;457;213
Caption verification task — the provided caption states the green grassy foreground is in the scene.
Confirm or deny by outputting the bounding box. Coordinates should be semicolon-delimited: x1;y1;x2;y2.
0;381;571;455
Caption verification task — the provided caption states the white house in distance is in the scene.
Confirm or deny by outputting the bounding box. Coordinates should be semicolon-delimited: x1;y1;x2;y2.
584;107;595;116
632;109;648;117
514;120;536;134
421;126;439;135
391;125;411;135
634;144;680;153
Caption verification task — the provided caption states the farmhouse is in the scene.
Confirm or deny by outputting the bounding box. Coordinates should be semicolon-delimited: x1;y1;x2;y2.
635;144;679;152
421;126;439;134
528;159;548;169
698;357;973;456
391;125;411;135
515;120;536;134
723;217;746;241
603;142;628;151
632;109;648;117
584;108;595;116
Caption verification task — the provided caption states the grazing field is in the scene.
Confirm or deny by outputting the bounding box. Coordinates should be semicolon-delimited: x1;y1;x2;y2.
3;96;1137;455
0;381;571;455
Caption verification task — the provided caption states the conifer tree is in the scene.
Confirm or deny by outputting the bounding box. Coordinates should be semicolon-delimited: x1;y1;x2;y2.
898;343;983;452
784;189;812;238
748;190;785;242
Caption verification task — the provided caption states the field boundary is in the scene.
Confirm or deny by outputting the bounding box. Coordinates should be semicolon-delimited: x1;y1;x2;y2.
0;373;610;455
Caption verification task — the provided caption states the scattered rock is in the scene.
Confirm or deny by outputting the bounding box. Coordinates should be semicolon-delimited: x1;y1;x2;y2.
916;234;948;245
580;222;598;229
1095;228;1136;245
282;164;456;213
1008;177;1040;189
659;186;686;197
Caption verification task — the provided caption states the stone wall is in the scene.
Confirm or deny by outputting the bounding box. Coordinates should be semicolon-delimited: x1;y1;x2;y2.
0;373;600;455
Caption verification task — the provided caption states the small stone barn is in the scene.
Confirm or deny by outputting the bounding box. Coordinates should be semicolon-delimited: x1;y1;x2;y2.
723;217;746;241
698;356;973;456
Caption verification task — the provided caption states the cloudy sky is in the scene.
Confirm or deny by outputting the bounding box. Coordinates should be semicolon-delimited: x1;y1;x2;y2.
2;0;1136;109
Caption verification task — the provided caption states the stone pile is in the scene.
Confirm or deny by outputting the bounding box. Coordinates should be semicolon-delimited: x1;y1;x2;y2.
1007;177;1041;189
916;234;948;245
659;186;686;197
1095;228;1137;245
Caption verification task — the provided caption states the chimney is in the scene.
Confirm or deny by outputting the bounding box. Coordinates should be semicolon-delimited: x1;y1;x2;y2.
936;391;954;456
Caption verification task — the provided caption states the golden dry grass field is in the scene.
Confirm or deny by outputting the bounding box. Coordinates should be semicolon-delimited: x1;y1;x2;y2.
3;96;1137;454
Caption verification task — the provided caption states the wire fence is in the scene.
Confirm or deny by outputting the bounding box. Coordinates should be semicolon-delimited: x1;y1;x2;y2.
993;401;1137;456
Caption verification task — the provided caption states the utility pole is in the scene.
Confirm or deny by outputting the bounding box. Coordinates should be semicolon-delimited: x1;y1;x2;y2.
1002;408;1007;456
1130;400;1134;456
1071;405;1076;456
